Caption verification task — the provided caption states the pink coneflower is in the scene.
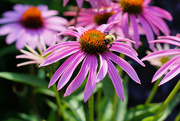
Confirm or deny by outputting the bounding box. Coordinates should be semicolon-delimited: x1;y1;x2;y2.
63;0;111;8
141;34;180;85
112;0;172;49
39;22;145;102
0;4;68;50
64;5;116;30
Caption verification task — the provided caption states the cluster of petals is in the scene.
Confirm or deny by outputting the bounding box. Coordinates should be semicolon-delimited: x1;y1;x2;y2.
142;34;180;85
0;4;68;49
39;22;145;102
112;0;172;49
63;0;111;8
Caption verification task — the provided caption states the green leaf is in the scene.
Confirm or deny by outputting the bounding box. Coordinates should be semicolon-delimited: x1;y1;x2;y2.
0;72;48;87
34;88;55;97
124;103;162;121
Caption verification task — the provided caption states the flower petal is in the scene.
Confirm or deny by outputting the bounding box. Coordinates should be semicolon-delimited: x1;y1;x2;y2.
121;12;129;38
105;52;141;84
84;54;97;102
97;21;119;33
64;55;90;96
102;54;124;101
57;51;86;90
58;30;81;38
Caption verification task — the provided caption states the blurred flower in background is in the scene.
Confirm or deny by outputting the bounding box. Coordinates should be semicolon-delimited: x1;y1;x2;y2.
112;0;172;49
39;22;145;102
142;34;180;85
0;4;68;50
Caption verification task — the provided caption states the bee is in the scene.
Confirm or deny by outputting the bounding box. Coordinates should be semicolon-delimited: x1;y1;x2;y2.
104;31;117;48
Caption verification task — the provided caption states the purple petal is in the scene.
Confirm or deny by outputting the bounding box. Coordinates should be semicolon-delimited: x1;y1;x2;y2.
48;51;81;87
57;52;86;90
130;14;139;49
115;37;136;43
105;52;141;84
41;10;58;18
40;47;80;67
152;56;180;83
45;17;68;25
138;15;154;47
96;54;108;83
57;30;81;38
84;54;97;102
101;54;124;101
146;6;172;21
46;24;67;32
121;12;129;38
149;39;180;47
42;41;79;56
141;49;180;61
64;55;90;96
37;5;48;11
143;0;151;6
97;21;119;33
89;0;95;7
68;26;86;35
76;0;83;7
0;23;20;35
63;0;70;6
110;45;145;66
158;36;180;42
159;64;180;85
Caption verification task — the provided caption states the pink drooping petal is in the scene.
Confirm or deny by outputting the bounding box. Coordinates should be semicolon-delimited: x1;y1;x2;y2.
105;52;141;84
146;6;172;21
47;51;81;88
113;42;138;56
46;24;67;32
84;54;97;102
57;52;86;90
45;17;68;25
40;47;80;67
138;15;154;47
41;10;58;18
58;30;81;38
158;36;180;43
96;54;108;83
97;21;119;33
130;14;139;49
143;11;170;35
0;23;20;35
152;56;180;83
102;54;124;102
110;45;145;66
63;0;69;6
115;37;136;43
6;27;25;45
159;64;180;85
121;12;129;38
68;26;86;35
76;0;84;7
141;49;180;61
143;0;151;6
64;55;90;97
149;39;180;47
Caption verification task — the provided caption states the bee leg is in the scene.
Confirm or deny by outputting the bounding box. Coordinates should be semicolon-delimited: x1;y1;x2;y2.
108;44;112;48
104;31;109;35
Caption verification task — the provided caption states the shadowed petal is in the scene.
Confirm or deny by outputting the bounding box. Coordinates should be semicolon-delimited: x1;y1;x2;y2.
121;12;129;38
96;54;108;83
64;54;90;97
84;54;97;102
159;64;180;85
105;52;141;84
48;51;81;87
102;54;124;102
152;56;180;83
57;52;86;90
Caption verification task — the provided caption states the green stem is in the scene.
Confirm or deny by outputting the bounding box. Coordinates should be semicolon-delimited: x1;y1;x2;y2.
52;84;66;121
89;94;94;121
153;80;180;121
112;93;118;121
145;77;162;105
97;89;102;121
175;111;180;121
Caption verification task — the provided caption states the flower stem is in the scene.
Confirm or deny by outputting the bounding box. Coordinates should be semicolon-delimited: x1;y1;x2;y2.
175;111;180;121
52;84;66;121
112;93;118;121
97;89;102;121
145;77;162;105
89;93;94;121
152;80;180;121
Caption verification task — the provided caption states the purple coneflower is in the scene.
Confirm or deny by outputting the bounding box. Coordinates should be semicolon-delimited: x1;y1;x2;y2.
112;0;172;49
0;4;68;49
63;0;111;8
142;34;180;85
39;22;145;102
